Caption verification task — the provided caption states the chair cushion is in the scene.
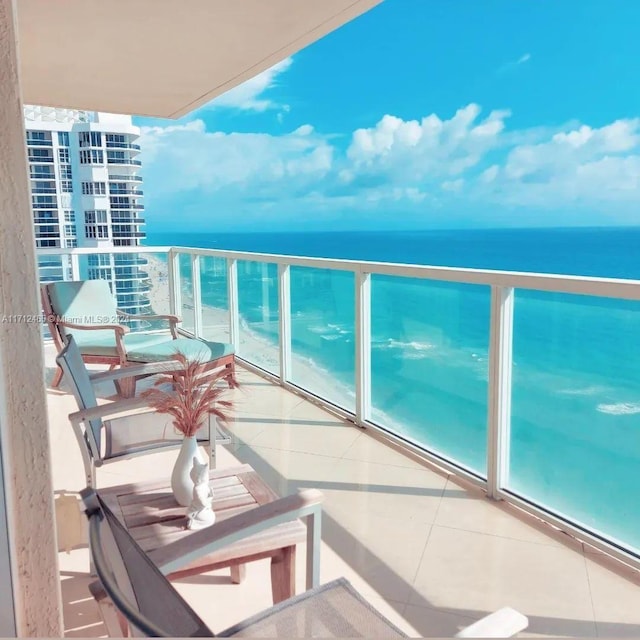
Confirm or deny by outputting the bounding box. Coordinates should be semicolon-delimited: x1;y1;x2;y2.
75;331;176;357
48;280;120;344
77;332;233;363
126;337;234;363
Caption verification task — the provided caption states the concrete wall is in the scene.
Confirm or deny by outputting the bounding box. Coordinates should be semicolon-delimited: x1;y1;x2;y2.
0;0;63;634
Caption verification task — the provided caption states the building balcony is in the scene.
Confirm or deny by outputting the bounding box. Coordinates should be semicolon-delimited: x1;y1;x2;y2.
108;188;144;196
106;141;141;151
107;173;143;182
112;232;146;239
30;187;57;194
45;352;640;638
110;203;144;210
106;157;142;166
35;245;640;637
111;217;145;226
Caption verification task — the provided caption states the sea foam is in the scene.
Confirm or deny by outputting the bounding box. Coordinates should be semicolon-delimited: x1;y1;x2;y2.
596;402;640;416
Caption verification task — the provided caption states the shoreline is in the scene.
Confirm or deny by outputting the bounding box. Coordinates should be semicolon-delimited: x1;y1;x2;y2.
145;255;358;411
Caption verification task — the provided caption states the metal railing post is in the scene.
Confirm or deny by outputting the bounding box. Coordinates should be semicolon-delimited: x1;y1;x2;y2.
227;258;239;351
191;254;202;338
355;270;371;425
167;249;181;317
278;264;291;383
70;253;80;280
486;285;514;499
305;506;322;589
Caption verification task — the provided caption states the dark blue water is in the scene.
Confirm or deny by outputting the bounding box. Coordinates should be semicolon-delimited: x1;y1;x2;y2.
147;227;640;553
149;226;640;278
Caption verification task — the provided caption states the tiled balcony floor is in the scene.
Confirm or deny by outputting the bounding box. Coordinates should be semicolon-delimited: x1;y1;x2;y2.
44;344;640;638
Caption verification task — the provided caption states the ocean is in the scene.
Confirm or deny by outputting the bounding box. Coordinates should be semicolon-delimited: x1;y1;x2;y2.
146;226;640;553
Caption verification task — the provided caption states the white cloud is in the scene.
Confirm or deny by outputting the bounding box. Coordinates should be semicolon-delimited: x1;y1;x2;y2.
497;53;532;74
203;57;293;112
140;104;640;229
347;105;510;181
494;118;640;205
140;118;333;199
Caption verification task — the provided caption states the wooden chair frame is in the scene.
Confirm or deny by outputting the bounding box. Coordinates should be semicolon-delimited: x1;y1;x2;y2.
42;282;235;396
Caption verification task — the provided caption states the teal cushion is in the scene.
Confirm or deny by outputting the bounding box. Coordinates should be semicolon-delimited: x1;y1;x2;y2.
48;280;120;345
126;337;234;363
76;331;176;357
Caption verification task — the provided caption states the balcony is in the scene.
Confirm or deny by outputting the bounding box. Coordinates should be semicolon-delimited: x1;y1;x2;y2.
106;156;142;166
30;186;57;194
107;173;143;182
36;245;640;637
106;141;141;151
108;188;144;196
111;218;145;226
112;231;146;239
26;138;52;147
109;202;144;209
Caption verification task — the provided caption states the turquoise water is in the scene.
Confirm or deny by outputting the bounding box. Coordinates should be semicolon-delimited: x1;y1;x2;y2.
147;227;640;554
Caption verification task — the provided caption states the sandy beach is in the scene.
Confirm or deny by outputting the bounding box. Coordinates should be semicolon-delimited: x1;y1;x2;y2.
145;255;356;411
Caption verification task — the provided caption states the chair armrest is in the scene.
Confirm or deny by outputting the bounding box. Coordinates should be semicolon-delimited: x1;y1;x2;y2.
456;607;528;638
68;397;153;424
89;360;183;385
58;320;129;336
149;489;324;581
117;309;181;323
117;309;181;338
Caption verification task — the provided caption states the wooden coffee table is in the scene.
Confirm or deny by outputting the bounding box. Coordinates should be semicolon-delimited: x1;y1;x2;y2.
99;463;307;603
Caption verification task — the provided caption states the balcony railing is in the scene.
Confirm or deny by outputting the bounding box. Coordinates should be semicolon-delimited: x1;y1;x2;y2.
106;157;142;166
109;188;144;196
112;232;146;239
30;187;57;194
106;142;141;150
110;203;145;210
34;244;640;570
108;174;143;182
26;138;53;147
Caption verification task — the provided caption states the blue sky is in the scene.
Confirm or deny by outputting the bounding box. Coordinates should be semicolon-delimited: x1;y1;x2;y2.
135;0;640;233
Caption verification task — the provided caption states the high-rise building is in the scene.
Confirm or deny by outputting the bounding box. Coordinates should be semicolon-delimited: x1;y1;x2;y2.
25;106;151;315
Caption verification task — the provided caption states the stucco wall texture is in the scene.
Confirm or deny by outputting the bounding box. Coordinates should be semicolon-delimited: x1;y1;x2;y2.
0;0;63;634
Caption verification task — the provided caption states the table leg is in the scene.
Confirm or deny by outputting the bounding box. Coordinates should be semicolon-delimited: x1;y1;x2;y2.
270;546;296;604
230;563;246;584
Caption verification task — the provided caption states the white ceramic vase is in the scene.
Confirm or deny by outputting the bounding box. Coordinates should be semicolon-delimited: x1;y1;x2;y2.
171;435;204;507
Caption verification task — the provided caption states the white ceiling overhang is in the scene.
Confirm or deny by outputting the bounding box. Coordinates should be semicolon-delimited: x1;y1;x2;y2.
17;0;382;119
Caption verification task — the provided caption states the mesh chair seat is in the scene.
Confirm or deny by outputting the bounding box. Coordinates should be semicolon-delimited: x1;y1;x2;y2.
219;578;405;638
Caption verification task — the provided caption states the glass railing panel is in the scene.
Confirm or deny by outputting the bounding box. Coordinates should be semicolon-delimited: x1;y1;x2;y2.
199;256;230;344
509;290;640;553
176;253;195;334
237;260;279;374
370;276;490;475
289;267;355;411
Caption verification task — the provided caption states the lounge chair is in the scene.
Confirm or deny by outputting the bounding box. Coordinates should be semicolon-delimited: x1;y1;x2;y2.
82;488;529;638
58;336;231;485
43;279;234;396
